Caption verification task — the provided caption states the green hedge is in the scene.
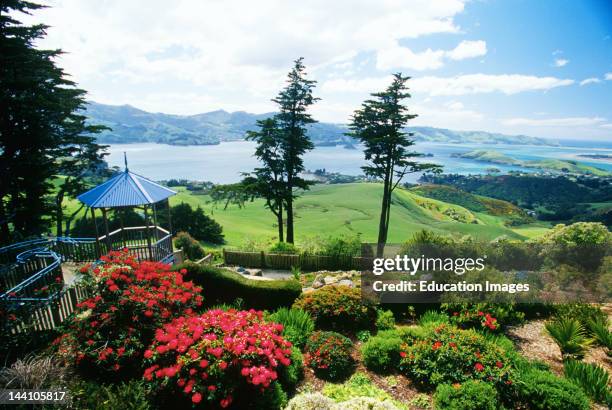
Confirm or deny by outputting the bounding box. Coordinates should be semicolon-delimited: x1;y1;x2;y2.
177;262;302;310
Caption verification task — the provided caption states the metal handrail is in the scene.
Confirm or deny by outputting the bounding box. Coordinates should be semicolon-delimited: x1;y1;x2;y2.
0;249;62;300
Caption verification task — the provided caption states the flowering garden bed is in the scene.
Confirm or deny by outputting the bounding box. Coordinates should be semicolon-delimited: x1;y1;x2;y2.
1;249;611;409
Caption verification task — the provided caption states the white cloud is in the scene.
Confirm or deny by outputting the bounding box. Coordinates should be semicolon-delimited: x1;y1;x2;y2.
322;73;574;96
18;0;467;114
605;73;612;80
375;40;486;71
502;116;606;127
411;74;574;96
376;45;445;71
553;58;569;67
601;123;612;129
446;40;487;60
580;77;601;86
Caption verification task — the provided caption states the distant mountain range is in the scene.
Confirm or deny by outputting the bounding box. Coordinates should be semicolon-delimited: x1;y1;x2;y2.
84;101;557;147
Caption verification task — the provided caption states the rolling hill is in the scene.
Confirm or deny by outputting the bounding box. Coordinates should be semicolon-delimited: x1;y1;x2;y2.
167;183;550;247
84;101;556;147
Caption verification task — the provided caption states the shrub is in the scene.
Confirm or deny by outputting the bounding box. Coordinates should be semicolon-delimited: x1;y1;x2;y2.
56;251;203;377
514;368;590;410
179;262;301;310
174;231;205;260
434;381;498;410
375;309;395;331
0;354;69;389
544;318;592;359
70;379;152;410
320;235;361;257
361;334;402;374
356;330;371;342
293;286;376;331
269;242;299;254
143;309;292;409
564;360;612;406
278;347;304;393
442;303;524;332
269;308;314;348
398;324;514;397
169;202;224;244
418;310;449;326
588;316;612;355
305;331;354;381
322;373;403;409
286;393;334;410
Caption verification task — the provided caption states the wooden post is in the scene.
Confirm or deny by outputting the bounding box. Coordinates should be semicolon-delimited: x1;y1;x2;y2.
91;207;101;258
119;208;126;248
101;208;111;253
144;205;153;261
260;250;266;268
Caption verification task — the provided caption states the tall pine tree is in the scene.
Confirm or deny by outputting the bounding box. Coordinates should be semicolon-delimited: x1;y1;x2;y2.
272;57;319;243
0;0;106;243
348;73;441;256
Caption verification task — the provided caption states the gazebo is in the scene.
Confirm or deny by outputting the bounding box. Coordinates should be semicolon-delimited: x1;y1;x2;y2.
77;156;177;263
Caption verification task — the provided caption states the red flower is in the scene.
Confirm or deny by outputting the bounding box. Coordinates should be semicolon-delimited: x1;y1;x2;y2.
496;361;503;368
432;341;443;350
191;393;202;404
474;363;485;372
399;351;407;358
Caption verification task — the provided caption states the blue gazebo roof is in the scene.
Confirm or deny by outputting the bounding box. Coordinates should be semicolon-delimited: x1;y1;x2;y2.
77;169;176;208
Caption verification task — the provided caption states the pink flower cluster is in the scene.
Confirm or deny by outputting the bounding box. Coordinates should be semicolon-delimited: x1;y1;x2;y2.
143;309;292;408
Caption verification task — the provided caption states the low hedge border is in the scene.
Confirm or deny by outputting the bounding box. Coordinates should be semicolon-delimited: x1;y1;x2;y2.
177;262;302;310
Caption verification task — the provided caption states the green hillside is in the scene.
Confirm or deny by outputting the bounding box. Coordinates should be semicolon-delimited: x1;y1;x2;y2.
170;183;549;247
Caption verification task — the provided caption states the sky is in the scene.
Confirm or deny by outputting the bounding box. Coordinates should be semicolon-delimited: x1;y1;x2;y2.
18;0;612;140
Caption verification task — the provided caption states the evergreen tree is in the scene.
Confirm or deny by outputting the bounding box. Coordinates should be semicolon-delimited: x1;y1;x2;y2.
348;73;441;256
0;0;106;243
272;57;319;243
244;117;287;241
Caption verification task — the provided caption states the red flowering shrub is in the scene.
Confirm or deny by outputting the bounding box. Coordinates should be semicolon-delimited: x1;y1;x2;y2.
143;309;293;408
399;324;514;396
304;331;354;381
56;250;203;377
442;303;524;332
292;286;375;332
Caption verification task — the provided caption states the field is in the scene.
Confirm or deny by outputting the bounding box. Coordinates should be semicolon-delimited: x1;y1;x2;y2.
169;183;550;247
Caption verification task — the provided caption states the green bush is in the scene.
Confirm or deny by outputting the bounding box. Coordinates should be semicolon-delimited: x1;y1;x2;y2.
544;318;592;359
588;316;612;355
70;380;152;410
269;242;299;254
514;368;590;410
320;235;361;257
247;381;288;410
398;324;514;397
278;347;304;393
441;303;524;331
169;202;224;244
434;381;498;410
178;262;301;310
269;308;315;348
361;333;402;373
555;303;607;333
174;231;205;260
375;309;395;331
305;331;355;381
293;286;376;331
564;360;612;406
418;310;449;326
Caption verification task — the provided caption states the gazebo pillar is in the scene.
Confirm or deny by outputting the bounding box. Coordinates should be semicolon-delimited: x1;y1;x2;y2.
101;208;111;253
144;205;153;260
91;207;101;258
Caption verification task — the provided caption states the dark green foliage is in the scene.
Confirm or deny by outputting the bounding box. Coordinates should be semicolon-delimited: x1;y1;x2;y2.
545;318;592;359
70;380;152;410
564;359;612;406
166;202;224;243
0;0;106;242
434;381;498;410
305;331;355;381
278;347;304;393
588;316;612;353
514;368;590;410
269;242;299;254
173;231;205;261
319;235;362;257
244;381;288;410
178;262;301;310
375;309;395;331
361;332;402;373
348;73;440;254
554;303;607;331
269;308;314;348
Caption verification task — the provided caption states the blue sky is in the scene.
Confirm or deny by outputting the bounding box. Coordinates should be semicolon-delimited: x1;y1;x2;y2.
22;0;612;140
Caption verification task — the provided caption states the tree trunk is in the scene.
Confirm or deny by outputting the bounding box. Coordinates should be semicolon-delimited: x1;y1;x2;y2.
277;201;284;242
286;174;294;243
55;190;65;237
377;168;391;257
0;197;11;245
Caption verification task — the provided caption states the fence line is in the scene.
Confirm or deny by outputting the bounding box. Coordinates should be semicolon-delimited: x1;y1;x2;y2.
222;250;370;271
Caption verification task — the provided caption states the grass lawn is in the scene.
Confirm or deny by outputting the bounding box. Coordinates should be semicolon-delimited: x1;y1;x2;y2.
170;183;548;247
